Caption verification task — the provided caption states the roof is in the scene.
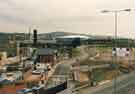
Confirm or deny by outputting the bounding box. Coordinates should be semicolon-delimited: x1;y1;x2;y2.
57;35;90;39
36;48;54;55
21;40;56;44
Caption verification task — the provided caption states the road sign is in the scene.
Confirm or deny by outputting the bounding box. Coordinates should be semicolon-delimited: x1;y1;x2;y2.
112;48;130;57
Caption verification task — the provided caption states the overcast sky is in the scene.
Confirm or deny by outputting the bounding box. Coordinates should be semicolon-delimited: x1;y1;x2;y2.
1;0;135;38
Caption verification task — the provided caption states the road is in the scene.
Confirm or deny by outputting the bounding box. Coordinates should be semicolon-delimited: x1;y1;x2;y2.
79;72;135;94
46;46;89;91
46;60;72;88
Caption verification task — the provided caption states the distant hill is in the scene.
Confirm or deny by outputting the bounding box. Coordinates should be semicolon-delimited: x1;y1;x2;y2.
0;31;132;41
0;32;10;40
0;32;30;41
0;32;29;55
38;31;74;40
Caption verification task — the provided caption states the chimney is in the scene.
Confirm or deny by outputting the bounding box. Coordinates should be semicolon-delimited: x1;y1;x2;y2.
33;29;37;45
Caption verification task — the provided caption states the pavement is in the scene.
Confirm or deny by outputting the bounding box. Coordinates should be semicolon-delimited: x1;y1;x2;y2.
79;72;135;94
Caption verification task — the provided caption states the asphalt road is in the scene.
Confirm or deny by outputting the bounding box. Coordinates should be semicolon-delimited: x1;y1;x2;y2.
79;72;135;94
54;63;71;75
46;61;72;89
46;46;89;90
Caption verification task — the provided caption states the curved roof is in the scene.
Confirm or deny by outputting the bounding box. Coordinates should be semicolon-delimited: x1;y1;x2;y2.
57;35;90;39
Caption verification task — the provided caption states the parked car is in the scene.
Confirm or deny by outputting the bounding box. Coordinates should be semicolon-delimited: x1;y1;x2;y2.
35;63;51;71
32;85;44;93
32;70;43;75
17;88;33;94
5;72;14;81
36;63;45;70
0;79;12;86
1;71;23;82
24;61;34;68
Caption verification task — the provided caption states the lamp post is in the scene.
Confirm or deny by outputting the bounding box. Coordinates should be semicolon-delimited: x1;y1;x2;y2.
101;9;131;94
101;9;131;41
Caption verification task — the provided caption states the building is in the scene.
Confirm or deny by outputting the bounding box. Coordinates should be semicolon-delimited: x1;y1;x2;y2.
56;35;90;47
0;52;7;60
36;48;56;66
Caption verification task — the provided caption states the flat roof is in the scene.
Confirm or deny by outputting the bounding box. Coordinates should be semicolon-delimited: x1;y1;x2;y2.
21;40;56;44
36;48;54;55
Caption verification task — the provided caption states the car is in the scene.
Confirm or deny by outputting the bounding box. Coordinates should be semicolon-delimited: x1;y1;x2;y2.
32;70;44;75
36;63;45;70
15;71;23;80
17;88;33;94
5;72;14;81
32;86;44;89
32;85;44;94
0;78;12;86
35;63;51;71
1;71;23;82
25;61;34;67
46;64;51;70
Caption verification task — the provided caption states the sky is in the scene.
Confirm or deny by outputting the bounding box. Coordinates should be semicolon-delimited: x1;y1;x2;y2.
1;0;135;38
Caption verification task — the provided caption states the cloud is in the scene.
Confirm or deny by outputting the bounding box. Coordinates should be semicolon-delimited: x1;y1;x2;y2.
0;0;135;38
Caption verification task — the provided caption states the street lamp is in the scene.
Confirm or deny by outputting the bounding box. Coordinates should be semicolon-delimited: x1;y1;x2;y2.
101;9;131;40
101;9;131;94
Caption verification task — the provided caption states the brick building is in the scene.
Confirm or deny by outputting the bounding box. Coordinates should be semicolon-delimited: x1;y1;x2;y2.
36;48;56;65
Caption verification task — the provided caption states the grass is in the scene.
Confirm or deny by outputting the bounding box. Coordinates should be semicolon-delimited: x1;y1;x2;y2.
72;48;81;57
79;59;113;66
92;68;118;82
92;69;106;82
